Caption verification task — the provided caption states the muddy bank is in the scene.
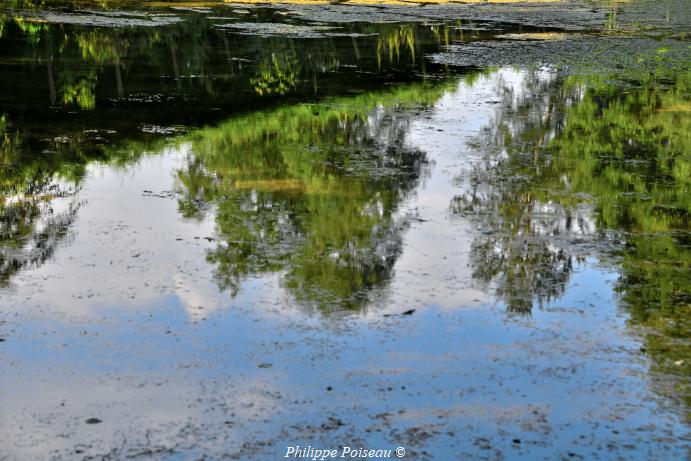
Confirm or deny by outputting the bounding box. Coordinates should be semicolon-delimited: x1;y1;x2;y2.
223;0;689;32
429;35;689;73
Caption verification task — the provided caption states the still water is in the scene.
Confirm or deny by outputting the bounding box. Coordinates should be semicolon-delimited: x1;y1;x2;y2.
0;1;689;459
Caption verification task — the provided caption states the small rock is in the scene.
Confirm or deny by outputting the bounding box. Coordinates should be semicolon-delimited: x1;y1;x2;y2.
402;309;416;316
85;418;102;424
258;363;272;369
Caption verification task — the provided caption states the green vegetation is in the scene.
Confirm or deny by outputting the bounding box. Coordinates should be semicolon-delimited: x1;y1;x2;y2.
0;114;80;284
0;6;458;292
178;79;458;310
555;69;690;413
457;58;690;414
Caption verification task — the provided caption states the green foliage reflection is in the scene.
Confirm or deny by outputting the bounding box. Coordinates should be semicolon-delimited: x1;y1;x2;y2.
177;80;457;310
458;62;690;415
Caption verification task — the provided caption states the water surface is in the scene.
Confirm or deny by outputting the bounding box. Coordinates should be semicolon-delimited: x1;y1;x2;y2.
0;1;689;459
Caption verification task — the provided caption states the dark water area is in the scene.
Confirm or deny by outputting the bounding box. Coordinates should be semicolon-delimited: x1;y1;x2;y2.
0;1;689;460
0;4;464;137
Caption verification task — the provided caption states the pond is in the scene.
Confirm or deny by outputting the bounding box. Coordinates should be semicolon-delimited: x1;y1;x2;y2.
0;1;689;459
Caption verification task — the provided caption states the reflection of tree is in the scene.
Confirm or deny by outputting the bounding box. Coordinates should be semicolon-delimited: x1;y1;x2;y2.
0;115;81;285
77;30;124;63
553;68;690;415
468;221;576;314
460;63;689;415
375;24;416;68
0;8;462;290
454;69;583;313
0;106;178;286
0;190;79;285
177;81;455;310
0;6;463;133
250;47;301;96
61;73;97;110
